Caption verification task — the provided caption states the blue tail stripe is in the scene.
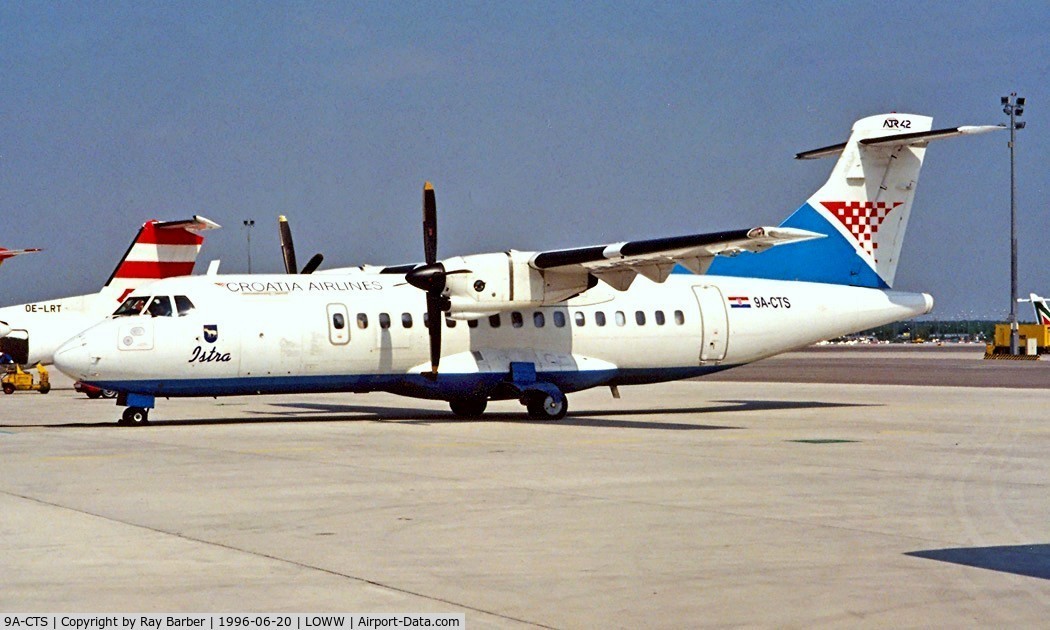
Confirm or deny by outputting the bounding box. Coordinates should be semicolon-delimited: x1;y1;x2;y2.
698;203;888;288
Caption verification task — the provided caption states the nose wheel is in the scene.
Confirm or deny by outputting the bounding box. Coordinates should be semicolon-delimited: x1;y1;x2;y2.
120;407;150;425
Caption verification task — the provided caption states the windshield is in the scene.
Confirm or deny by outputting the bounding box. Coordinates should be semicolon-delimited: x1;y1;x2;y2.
146;296;173;317
113;296;149;317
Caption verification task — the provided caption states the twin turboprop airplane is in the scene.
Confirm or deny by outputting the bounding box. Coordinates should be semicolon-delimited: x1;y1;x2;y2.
0;216;219;365
54;113;1002;425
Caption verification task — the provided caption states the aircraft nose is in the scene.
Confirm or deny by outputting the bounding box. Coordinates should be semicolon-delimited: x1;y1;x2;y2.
53;335;93;379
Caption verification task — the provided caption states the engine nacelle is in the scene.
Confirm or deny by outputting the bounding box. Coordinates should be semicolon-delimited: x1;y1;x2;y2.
441;251;591;319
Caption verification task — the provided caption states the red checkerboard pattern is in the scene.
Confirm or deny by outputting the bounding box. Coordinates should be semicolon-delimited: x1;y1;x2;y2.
820;201;903;261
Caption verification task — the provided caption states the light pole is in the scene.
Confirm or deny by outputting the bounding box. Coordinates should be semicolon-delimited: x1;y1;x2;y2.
1002;93;1026;355
243;219;255;273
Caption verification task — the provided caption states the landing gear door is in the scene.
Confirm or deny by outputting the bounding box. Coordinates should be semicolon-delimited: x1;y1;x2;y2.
692;285;728;363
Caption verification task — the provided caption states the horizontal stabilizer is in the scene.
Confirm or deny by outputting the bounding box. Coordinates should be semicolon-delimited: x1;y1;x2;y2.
153;215;222;232
796;124;1005;160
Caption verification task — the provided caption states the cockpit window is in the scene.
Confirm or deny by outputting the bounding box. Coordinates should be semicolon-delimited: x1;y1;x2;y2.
147;296;173;317
113;296;149;317
175;295;195;317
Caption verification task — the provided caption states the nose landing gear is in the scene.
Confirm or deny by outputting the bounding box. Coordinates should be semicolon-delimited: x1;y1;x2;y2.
116;392;155;426
120;407;150;425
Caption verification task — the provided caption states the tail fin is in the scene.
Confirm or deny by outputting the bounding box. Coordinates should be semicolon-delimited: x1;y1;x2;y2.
1025;293;1050;325
100;216;221;304
709;114;1002;288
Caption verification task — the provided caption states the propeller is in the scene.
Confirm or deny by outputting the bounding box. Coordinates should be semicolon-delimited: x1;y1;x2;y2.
406;182;446;377
278;215;324;274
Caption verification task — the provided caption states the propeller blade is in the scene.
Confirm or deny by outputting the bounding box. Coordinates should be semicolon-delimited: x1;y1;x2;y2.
278;215;298;275
423;181;437;265
426;294;443;376
301;253;324;275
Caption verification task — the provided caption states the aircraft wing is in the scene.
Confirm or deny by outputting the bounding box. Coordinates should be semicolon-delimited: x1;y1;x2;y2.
529;226;823;290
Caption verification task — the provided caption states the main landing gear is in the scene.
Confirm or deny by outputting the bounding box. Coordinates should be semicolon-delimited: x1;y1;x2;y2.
524;390;568;420
449;397;488;418
446;389;569;420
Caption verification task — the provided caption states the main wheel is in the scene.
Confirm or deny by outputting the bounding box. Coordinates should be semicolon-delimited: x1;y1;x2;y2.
101;389;118;399
525;392;568;420
450;397;487;418
121;407;150;425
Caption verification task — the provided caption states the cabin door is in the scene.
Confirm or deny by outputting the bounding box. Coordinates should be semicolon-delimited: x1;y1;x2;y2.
692;285;728;363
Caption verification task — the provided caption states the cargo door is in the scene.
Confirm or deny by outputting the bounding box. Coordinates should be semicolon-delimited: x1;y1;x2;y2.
692;285;728;363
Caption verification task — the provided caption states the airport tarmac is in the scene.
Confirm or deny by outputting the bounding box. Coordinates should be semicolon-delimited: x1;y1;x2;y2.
1;346;1048;627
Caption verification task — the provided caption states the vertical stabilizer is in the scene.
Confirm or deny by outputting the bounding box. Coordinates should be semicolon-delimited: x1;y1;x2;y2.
1029;294;1050;325
100;216;220;305
708;114;1000;288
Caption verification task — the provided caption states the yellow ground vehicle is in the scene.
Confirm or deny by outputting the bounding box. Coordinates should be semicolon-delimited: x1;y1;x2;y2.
986;324;1050;356
2;363;50;394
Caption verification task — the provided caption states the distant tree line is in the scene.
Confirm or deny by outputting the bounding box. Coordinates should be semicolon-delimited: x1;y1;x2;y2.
851;320;997;342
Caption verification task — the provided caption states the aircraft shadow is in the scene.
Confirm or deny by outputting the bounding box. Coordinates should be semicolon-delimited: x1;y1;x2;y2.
6;399;873;431
905;544;1050;580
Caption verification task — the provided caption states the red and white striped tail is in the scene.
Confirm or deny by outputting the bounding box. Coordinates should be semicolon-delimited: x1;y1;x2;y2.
103;216;220;303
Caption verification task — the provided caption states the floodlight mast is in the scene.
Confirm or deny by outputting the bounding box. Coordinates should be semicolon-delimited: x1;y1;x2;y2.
243;219;256;274
1002;93;1025;355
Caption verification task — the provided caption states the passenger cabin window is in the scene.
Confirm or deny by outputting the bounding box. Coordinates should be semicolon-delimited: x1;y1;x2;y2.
379;313;391;329
534;312;545;328
635;311;646;325
595;311;606;327
357;313;369;329
553;311;566;328
655;310;666;326
401;313;413;328
574;312;585;326
175;296;195;317
113;296;149;317
488;314;501;328
511;312;524;328
147;296;173;317
615;311;626;326
674;310;685;325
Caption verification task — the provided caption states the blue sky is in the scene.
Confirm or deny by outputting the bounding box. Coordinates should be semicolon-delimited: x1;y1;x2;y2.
2;2;1047;319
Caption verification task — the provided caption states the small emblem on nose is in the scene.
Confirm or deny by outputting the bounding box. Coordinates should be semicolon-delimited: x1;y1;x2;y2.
204;325;219;343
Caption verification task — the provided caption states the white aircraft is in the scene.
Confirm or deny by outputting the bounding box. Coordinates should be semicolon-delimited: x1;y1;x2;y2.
0;216;220;365
53;113;1002;425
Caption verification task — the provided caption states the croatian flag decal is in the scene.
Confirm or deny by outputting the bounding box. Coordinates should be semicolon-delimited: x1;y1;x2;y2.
728;296;751;308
